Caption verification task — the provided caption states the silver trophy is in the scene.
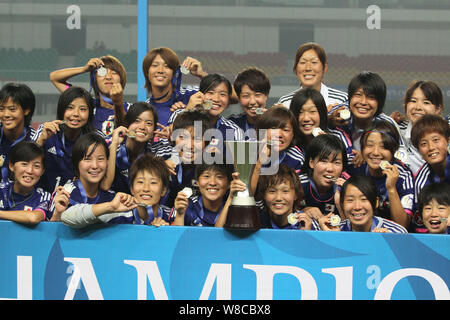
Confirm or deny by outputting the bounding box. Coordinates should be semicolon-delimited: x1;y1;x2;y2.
224;140;262;230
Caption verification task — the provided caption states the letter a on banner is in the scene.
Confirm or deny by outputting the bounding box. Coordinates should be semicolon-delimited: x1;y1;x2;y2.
64;258;103;300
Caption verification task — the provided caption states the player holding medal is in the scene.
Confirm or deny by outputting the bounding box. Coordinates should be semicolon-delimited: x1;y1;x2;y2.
319;175;408;233
347;120;415;229
142;47;208;127
50;55;130;138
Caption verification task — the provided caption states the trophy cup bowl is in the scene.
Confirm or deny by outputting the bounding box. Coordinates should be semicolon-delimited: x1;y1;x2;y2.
224;140;262;230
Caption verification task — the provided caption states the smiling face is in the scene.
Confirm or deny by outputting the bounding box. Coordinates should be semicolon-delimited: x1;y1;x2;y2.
417;131;448;168
78;143;108;187
9;156;44;194
128;110;155;143
0;97;29;133
406;88;442;125
239;84;268;120
204;82;230;118
175;126;205;164
362;132;393;172
298;99;321;136
295;49;327;91
342;184;376;231
264;180;297;218
267;122;294;152
349;88;378;123
309;152;343;192
197;169;230;204
63;97;90;130
422;199;450;234
131;169;166;206
147;54;174;90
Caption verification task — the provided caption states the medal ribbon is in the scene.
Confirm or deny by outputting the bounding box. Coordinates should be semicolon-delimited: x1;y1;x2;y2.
75;179;101;204
133;205;163;225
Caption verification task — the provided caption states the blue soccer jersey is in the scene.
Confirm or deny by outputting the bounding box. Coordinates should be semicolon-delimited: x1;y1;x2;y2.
161;162;197;208
0;125;35;183
299;174;340;216
32;125;106;193
347;161;415;221
327;128;355;165
256;200;320;230
0;181;52;220
413;152;450;232
111;138;173;193
178;195;225;227
337;216;408;233
146;86;198;127
62;180;116;209
338;112;406;152
92;98;131;138
227;113;257;141
261;146;305;176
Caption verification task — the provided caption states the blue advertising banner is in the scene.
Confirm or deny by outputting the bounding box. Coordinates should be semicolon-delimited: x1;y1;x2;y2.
0;221;448;300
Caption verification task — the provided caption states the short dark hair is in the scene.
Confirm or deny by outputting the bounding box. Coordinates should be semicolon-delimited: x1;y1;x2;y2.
360;120;400;157
129;153;170;191
10;141;45;168
348;71;386;117
172;108;211;133
303;134;348;177
233;67;271;97
257;164;304;212
194;162;234;183
255;104;300;148
199;73;232;95
340;175;378;212
172;108;212;141
57;86;95;134
0;82;35;127
71;132;109;178
290;87;328;131
411;114;450;149
125;102;158;128
293;42;327;74
418;182;450;216
403;80;443;112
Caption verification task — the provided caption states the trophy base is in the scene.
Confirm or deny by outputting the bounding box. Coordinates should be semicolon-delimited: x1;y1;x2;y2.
224;204;261;230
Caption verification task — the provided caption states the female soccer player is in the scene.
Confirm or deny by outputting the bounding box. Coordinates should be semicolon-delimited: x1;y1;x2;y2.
399;80;444;174
61;153;173;228
49;55;130;137
142;47;207;127
0;83;36;183
319;175;408;233
34;86;99;193
0;141;53;224
347;120;414;229
277;42;347;109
